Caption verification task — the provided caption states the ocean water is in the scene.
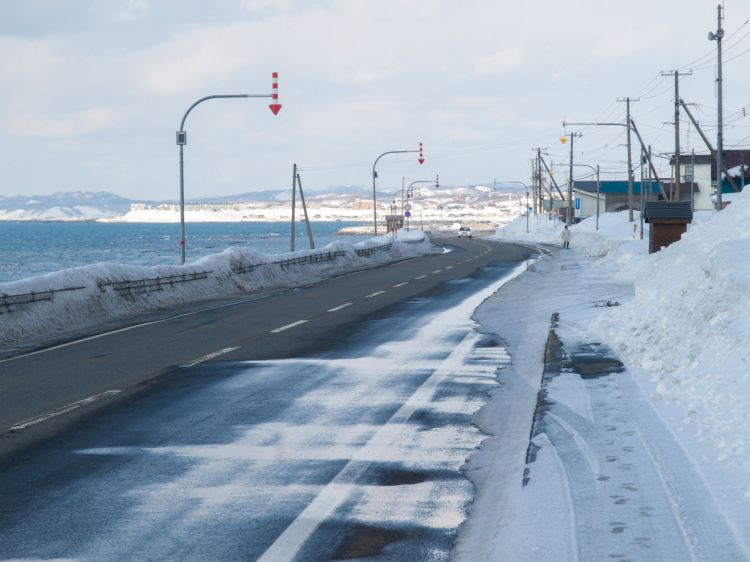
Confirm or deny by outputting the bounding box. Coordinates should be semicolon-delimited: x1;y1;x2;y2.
0;221;369;284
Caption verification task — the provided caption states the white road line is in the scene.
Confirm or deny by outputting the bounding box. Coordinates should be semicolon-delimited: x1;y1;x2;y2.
0;293;274;365
445;265;454;269
270;320;308;333
10;390;122;431
431;269;443;274
180;346;239;368
327;303;353;312
415;275;426;280
257;330;481;562
365;290;386;298
392;282;409;288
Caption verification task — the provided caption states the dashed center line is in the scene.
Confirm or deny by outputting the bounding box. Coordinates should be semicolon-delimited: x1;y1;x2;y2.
10;390;123;431
270;320;308;333
392;282;409;288
431;269;442;274
445;265;454;269
415;275;426;280
365;290;386;298
181;346;240;368
327;303;353;312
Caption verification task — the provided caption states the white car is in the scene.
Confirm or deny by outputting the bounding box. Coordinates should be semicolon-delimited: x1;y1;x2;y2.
457;226;472;238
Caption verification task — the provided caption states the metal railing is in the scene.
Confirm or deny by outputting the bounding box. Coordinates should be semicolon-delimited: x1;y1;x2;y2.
97;271;212;296
354;243;393;257
2;240;412;313
0;285;86;314
232;250;347;274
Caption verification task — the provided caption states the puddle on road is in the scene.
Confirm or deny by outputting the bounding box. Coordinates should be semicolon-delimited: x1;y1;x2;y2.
330;523;406;560
524;314;625;486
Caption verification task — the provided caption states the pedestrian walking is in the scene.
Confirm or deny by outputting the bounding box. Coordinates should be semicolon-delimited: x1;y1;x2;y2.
562;225;572;249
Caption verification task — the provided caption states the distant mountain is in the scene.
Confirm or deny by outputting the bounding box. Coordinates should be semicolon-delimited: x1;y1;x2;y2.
0;191;138;221
0;184;524;221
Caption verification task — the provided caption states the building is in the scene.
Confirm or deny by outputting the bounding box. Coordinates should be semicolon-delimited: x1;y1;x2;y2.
669;150;749;211
571;180;695;219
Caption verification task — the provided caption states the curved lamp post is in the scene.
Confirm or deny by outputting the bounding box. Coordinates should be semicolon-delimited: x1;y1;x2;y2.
401;179;437;230
176;74;282;264
495;181;530;233
372;143;423;236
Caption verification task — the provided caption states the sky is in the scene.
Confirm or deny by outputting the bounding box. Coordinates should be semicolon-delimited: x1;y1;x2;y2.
1;0;748;201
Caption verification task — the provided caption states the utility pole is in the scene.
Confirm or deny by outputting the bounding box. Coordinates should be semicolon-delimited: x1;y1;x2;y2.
617;97;639;220
661;70;692;200
291;163;297;252
564;131;582;225
296;170;315;249
536;147;545;214
709;3;725;210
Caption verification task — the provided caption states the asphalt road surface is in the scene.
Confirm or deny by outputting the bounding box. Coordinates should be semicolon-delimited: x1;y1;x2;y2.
0;237;535;561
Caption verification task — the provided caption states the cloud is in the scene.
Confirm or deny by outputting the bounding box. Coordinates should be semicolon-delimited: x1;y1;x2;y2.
10;107;119;138
113;0;151;23
473;49;524;76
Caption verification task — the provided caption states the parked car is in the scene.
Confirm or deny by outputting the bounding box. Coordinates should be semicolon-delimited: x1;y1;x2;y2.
457;226;472;238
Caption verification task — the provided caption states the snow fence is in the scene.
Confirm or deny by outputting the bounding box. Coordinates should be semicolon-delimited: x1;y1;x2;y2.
0;232;433;351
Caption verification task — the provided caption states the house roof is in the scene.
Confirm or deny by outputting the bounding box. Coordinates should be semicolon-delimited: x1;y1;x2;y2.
669;154;713;166
643;201;693;223
573;180;695;195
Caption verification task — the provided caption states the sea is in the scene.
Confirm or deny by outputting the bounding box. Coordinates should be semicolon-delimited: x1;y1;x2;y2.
0;221;370;284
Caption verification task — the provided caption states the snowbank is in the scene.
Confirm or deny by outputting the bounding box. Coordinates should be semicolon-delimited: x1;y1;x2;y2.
493;201;750;502
591;194;750;481
0;231;434;353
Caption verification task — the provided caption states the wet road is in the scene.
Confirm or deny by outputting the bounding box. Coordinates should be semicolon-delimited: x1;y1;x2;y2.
0;238;534;561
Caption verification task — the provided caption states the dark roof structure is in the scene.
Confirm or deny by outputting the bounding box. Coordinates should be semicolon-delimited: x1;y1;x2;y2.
669;154;713;166
643;201;693;223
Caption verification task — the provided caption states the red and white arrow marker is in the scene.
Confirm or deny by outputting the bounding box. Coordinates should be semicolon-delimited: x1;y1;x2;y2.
269;72;282;115
418;142;424;165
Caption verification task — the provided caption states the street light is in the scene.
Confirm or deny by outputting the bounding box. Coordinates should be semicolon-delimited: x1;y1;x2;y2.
494;181;530;233
561;131;582;225
176;73;282;264
402;178;437;229
372;143;424;236
572;163;600;230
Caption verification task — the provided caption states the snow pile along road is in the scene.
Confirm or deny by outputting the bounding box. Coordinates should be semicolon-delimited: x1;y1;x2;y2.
0;229;433;354
591;193;750;497
495;201;750;507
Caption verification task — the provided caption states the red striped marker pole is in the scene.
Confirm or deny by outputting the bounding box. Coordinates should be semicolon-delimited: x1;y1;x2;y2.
269;72;282;115
418;142;424;164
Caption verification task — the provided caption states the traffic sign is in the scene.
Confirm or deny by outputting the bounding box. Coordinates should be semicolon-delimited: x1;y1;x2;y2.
404;203;412;211
405;211;412;217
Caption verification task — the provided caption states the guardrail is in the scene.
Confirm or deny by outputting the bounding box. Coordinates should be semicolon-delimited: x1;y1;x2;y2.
354;243;393;257
0;285;86;314
2;240;411;312
97;271;212;297
232;250;348;274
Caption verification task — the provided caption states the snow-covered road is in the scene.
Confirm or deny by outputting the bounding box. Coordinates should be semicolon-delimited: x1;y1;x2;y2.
0;253;528;561
459;240;750;561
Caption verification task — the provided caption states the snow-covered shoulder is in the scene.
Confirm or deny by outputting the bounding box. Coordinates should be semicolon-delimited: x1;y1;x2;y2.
0;230;433;354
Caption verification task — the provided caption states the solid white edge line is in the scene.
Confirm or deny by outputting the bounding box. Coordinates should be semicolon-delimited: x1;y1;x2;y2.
365;290;386;298
270;320;308;333
0;293;274;365
327;303;353;312
180;346;240;368
256;330;482;562
10;390;123;431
